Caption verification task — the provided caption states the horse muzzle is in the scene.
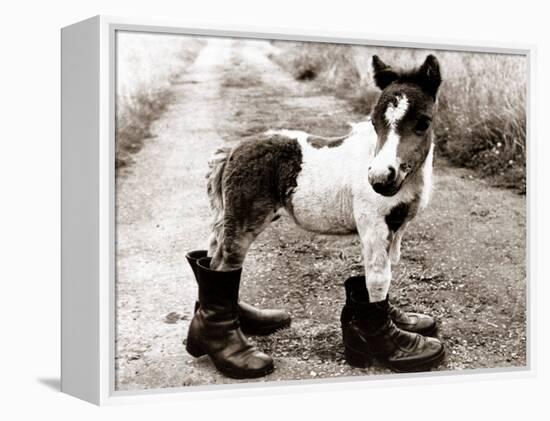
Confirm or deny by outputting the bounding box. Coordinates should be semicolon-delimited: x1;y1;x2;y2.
368;167;402;196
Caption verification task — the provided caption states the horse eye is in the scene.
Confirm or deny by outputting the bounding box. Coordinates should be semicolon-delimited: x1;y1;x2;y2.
415;117;431;133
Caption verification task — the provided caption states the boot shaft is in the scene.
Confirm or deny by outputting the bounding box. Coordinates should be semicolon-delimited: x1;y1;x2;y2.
187;251;241;308
341;276;391;334
344;275;368;302
195;257;242;311
185;249;207;278
188;256;243;337
341;275;368;326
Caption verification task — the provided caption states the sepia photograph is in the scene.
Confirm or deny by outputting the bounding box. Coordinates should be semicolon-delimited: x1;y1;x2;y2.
114;31;527;391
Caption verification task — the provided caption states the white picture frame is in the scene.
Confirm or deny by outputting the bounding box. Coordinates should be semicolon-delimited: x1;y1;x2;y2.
61;15;535;405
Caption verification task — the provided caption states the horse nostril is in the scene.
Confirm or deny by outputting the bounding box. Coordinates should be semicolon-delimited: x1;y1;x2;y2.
372;182;384;192
387;166;396;180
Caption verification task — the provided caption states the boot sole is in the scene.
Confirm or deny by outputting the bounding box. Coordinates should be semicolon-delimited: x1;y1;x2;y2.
186;340;274;379
345;346;446;373
241;318;291;336
390;346;446;372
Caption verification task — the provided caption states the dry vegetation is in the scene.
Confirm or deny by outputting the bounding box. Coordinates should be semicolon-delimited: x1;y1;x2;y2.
116;32;206;171
272;42;527;193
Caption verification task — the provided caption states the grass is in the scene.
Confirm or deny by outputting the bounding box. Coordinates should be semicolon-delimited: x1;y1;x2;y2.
116;32;206;172
271;42;527;193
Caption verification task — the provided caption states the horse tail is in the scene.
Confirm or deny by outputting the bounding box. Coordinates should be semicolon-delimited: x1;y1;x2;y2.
206;146;231;241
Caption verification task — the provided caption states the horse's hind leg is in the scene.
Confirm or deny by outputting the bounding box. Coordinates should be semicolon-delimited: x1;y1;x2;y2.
207;232;219;258
210;202;278;272
188;202;279;380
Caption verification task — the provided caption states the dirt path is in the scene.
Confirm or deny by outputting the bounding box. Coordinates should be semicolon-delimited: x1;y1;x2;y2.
116;39;526;391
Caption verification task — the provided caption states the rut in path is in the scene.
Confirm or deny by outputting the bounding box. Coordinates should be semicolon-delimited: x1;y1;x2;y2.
115;39;526;391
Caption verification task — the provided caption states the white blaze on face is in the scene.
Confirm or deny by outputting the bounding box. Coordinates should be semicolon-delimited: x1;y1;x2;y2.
385;94;409;129
370;94;409;177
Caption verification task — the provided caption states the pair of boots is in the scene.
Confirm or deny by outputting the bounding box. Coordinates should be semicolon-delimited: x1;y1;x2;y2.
185;250;444;378
185;250;290;379
341;276;445;372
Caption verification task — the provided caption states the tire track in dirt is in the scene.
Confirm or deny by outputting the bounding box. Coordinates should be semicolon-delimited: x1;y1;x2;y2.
115;39;241;389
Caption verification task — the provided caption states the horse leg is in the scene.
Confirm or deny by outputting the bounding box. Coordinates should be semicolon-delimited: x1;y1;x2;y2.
207;232;218;257
211;228;255;272
355;215;393;302
343;214;444;371
388;222;407;266
210;201;278;272
187;202;278;379
206;199;291;337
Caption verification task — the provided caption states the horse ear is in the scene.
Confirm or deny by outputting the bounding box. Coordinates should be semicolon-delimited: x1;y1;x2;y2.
418;55;442;98
372;55;398;90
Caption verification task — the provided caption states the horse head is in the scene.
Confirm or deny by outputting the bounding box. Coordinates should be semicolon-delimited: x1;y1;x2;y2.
368;54;442;196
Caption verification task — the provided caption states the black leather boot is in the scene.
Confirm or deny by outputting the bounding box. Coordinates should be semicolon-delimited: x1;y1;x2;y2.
186;257;274;379
341;276;445;372
341;276;436;335
186;250;291;335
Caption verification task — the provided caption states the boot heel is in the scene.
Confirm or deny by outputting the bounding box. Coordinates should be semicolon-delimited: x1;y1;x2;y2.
344;347;372;368
186;338;206;358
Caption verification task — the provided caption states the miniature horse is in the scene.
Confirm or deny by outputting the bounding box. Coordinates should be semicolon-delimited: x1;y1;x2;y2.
206;54;441;304
186;54;444;378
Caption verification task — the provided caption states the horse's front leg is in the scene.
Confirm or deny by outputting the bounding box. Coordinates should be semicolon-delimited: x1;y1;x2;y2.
356;215;393;302
346;214;444;372
388;223;407;266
